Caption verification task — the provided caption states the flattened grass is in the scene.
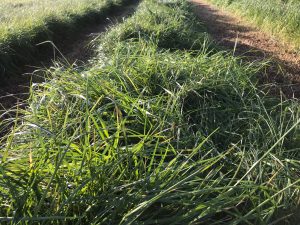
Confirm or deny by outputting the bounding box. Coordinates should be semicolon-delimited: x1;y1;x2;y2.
0;0;300;224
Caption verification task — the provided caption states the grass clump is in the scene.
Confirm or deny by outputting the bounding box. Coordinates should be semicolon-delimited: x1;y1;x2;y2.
0;0;300;224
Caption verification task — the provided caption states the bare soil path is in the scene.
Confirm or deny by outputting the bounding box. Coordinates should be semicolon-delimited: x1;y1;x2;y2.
191;0;300;98
0;2;138;111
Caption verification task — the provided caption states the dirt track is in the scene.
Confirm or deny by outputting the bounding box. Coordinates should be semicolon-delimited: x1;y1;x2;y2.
191;0;300;98
0;3;137;111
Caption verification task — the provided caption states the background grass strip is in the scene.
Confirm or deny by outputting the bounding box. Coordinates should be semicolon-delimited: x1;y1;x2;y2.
0;0;133;83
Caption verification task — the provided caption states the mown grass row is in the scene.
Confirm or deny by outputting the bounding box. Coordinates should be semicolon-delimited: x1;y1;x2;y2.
0;0;132;83
207;0;300;50
0;0;300;224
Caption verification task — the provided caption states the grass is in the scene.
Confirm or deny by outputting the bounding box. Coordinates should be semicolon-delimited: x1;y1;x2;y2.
207;0;300;50
0;0;300;224
0;0;132;82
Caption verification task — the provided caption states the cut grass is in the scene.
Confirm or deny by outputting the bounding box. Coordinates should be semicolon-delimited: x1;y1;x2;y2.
0;0;132;83
207;0;300;50
98;0;211;51
0;0;300;224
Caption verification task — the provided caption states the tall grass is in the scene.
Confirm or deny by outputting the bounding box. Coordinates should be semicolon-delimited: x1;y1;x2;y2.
207;0;300;49
0;0;300;224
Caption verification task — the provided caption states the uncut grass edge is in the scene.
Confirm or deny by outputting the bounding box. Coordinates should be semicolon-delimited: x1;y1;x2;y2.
0;0;137;85
205;0;300;50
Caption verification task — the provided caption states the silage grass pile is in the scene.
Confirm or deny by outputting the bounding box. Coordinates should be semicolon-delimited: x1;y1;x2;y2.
0;0;300;224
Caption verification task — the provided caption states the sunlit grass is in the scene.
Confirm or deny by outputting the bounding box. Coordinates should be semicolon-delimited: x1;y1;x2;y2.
0;0;128;80
0;0;110;41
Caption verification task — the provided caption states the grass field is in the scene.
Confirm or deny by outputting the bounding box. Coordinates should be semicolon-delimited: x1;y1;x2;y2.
0;0;300;224
0;0;128;82
0;0;110;40
207;0;300;49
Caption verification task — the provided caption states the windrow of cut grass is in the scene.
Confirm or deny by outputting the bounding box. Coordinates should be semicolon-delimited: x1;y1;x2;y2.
0;0;300;224
206;0;300;50
0;0;132;83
